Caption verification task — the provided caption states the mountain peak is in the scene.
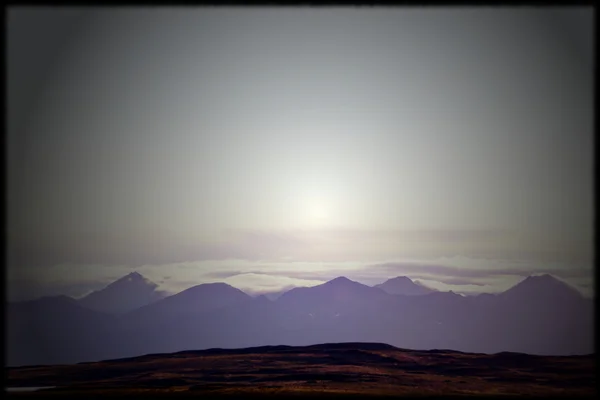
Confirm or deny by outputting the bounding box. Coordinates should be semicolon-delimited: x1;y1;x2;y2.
116;271;146;284
78;272;166;314
388;276;414;283
520;274;565;287
375;276;435;296
501;274;583;300
195;282;235;290
525;273;555;282
100;271;156;289
177;282;248;298
327;276;355;285
128;281;252;320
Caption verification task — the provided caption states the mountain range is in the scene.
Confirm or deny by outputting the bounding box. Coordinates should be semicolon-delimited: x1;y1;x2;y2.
6;272;594;367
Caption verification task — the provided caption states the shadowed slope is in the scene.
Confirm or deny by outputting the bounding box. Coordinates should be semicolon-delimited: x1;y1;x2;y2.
7;296;121;366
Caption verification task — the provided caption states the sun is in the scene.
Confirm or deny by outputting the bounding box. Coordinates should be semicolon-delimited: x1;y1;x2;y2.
308;203;330;223
287;181;342;229
303;194;333;227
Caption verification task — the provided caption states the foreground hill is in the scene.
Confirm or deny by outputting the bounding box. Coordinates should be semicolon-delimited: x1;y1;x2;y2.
7;343;594;396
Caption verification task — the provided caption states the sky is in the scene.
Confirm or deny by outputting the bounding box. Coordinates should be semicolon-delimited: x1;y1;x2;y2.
7;7;594;300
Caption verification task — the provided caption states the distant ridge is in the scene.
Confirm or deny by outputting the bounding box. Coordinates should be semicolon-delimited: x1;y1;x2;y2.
375;276;436;296
125;281;252;324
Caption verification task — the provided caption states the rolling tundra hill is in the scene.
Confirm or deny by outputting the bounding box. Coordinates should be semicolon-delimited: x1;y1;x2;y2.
7;342;595;396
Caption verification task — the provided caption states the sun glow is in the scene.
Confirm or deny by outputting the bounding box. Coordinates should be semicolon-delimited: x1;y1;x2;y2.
303;193;334;228
308;202;330;224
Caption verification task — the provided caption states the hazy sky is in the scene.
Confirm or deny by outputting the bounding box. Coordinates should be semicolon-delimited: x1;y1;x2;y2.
7;7;594;300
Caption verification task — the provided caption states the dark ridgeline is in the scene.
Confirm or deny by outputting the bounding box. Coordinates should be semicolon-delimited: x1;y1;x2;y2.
6;273;593;366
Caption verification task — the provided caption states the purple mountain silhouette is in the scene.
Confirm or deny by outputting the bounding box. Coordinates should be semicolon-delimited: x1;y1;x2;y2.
272;277;396;344
124;282;252;326
7;295;120;366
467;274;593;355
6;273;593;366
278;277;389;313
78;272;167;315
374;276;436;296
118;282;254;354
498;274;584;304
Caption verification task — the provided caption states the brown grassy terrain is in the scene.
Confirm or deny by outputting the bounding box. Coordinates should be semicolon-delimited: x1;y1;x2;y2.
6;343;595;397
